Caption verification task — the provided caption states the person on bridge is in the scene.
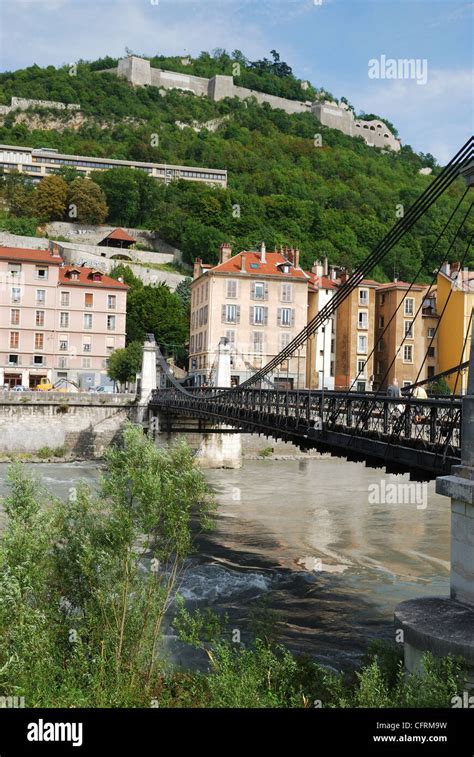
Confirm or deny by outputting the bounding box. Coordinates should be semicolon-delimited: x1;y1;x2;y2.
387;377;401;398
412;384;428;423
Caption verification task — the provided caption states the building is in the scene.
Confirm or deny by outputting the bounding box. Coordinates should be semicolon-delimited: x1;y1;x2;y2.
312;100;401;152
334;277;378;391
189;243;309;388
306;259;338;389
436;262;474;394
0;144;227;188
0;246;127;389
98;228;136;249
374;282;438;390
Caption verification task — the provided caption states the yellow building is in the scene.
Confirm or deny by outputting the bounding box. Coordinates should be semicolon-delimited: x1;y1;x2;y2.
436;263;474;394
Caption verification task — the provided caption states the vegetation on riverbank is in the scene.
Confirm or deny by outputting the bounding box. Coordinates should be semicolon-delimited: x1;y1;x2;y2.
0;424;466;708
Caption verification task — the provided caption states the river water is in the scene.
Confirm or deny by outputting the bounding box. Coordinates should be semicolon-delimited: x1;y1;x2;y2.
0;457;450;671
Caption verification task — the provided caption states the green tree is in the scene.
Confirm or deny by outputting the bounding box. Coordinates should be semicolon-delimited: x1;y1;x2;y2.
0;171;36;216
34;174;68;221
107;341;143;388
66;177;108;224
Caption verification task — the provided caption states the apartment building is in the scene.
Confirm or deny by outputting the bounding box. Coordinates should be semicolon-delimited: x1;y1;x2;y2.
306;259;337;389
0;246;127;389
334;278;378;391
373;282;437;390
436;262;474;394
189;243;309;388
0;144;227;188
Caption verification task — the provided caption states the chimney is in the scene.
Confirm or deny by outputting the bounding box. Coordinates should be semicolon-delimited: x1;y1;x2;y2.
451;261;461;274
193;257;202;280
441;260;451;277
219;242;232;264
260;241;266;264
240;253;246;272
323;257;328;276
294;247;300;268
287;247;295;266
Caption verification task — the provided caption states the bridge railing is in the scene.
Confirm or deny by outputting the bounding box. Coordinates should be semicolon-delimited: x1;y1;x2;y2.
150;387;462;453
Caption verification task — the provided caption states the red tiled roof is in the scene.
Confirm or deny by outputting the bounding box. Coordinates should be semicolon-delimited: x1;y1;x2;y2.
59;266;128;289
212;251;308;279
306;271;338;289
103;228;136;243
0;246;63;264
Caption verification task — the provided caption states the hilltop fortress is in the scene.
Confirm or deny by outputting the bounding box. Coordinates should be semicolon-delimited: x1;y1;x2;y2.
100;56;400;152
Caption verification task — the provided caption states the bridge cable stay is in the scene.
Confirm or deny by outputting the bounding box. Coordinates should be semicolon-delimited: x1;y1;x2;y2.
323;197;471;446
340;227;472;462
231;137;474;391
330;188;471;411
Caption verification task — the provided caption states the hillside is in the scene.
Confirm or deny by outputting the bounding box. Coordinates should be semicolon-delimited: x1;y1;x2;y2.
0;50;471;278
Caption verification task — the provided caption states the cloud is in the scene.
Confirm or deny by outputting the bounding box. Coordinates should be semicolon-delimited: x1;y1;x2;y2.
351;67;473;162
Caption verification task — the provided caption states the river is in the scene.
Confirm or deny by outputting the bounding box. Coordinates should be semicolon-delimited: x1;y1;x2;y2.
0;456;450;671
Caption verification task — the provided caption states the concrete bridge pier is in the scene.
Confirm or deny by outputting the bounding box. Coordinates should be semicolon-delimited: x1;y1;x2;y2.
194;338;242;469
394;309;474;686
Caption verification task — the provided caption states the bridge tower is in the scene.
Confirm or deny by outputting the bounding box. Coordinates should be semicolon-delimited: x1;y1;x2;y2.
195;337;242;468
395;301;474;685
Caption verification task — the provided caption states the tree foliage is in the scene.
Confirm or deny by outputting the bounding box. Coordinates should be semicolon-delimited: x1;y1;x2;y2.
34;174;68;221
67;177;108;224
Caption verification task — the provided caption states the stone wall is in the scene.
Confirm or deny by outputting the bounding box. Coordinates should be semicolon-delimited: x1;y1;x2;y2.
106;57;400;152
0;97;80;116
0;394;138;458
45;222;183;260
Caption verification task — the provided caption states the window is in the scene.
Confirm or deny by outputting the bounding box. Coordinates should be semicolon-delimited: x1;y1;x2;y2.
107;315;116;331
36;310;45;327
379;316;384;328
58;356;68;369
70;271;80;281
357;359;366;375
280;283;293;303
10;309;20;326
190;336;195;354
403;381;411;388
359;289;369;305
404;298;414;316
107;295;116;310
356;381;366;392
225;330;235;345
358;311;368;329
36;289;46;305
403;345;413;362
83;336;92;353
278;308;293;327
34;333;44;350
11;287;21;303
427;327;435;338
33;355;44;365
357;335;368;354
428;346;435;358
84;313;93;330
35;266;48;280
8;262;21;277
226;280;237;298
61;291;70;307
60;312;69;328
85;293;93;308
252;281;266;301
59;339;68;352
82;358;91;369
428;366;435;378
9;332;19;349
222;304;240;324
253;332;264;354
251;305;267;325
106;337;114;354
8;354;19;365
404;320;414;338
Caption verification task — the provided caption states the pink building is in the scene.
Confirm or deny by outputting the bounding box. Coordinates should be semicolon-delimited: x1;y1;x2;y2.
0;246;128;389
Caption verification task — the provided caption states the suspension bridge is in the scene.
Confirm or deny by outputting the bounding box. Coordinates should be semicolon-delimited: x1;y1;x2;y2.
149;137;473;480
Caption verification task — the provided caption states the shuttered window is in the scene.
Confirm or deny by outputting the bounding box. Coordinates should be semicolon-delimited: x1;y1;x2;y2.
277;308;294;327
280;283;293;302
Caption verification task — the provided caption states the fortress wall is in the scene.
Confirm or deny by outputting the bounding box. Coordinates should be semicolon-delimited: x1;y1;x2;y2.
151;69;210;96
0;97;80;116
232;85;310;114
